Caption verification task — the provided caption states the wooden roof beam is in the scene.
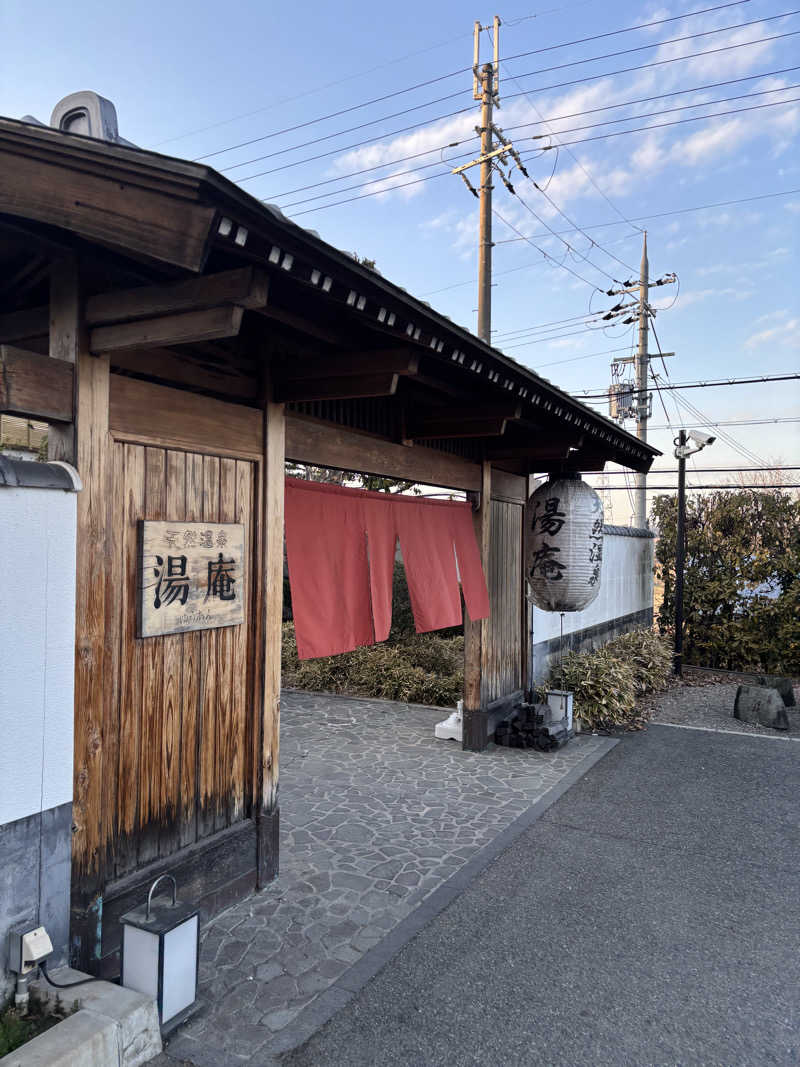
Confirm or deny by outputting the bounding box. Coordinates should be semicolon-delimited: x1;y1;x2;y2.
280;348;419;381
85;266;268;324
90;305;244;354
407;403;521;441
276;372;400;403
487;434;584;461
0;344;74;422
0;305;48;344
564;454;608;472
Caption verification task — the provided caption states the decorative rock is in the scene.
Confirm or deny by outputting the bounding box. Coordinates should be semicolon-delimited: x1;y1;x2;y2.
733;685;789;730
756;675;796;708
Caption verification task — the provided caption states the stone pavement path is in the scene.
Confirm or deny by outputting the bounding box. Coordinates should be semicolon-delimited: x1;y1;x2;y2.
162;691;607;1065
283;723;800;1067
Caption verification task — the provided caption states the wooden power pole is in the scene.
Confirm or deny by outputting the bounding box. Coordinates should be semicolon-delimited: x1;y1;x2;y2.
477;53;495;344
452;16;502;345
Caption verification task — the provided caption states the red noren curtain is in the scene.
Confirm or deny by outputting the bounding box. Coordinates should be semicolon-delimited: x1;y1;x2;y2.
284;478;490;660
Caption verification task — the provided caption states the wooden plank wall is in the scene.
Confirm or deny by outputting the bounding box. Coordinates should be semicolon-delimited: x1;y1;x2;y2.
109;441;256;879
481;500;524;705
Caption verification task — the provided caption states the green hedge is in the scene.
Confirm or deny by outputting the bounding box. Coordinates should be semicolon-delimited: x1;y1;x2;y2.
547;628;672;731
282;623;464;707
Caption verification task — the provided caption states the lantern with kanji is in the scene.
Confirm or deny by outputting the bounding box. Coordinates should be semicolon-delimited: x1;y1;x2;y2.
525;474;604;612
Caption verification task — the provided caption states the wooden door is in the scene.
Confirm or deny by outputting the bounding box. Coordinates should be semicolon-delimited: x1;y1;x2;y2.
107;441;258;879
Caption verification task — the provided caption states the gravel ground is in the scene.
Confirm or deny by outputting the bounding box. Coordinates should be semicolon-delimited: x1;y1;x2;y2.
644;673;800;737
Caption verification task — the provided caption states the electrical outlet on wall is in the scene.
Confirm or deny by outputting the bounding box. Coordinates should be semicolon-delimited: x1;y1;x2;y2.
8;926;53;974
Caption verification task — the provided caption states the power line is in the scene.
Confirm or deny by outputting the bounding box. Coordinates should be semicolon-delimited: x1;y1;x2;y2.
577;372;800;398
494;188;800;245
503;184;623;284
187;0;756;163
671;388;768;467
490;22;644;270
491;205;608;293
536;346;634;367
504;11;799;92
596;466;800;474
502;324;632;348
522;92;800;156
503;65;800;140
279;84;799;214
645;417;800;428
522;82;800;145
232;23;799;184
263;65;799;198
593;483;800;489
418;233;637;298
421;189;796;297
493;309;621;337
500;0;753;64
286;96;800;216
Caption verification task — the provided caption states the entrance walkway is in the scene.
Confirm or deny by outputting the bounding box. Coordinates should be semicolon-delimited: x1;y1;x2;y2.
163;691;611;1064
285;721;800;1066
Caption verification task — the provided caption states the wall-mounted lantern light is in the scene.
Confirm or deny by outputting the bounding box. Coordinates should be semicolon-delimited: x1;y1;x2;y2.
120;875;199;1032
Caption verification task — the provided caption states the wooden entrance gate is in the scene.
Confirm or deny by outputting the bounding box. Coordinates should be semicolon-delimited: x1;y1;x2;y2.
108;443;258;877
68;370;274;977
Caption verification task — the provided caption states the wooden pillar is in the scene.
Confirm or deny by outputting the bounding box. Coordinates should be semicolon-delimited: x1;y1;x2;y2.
522;474;532;700
462;460;491;751
51;259;112;972
257;373;285;887
47;260;79;463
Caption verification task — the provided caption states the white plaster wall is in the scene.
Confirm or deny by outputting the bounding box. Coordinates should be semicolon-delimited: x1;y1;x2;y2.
532;531;653;643
0;486;76;825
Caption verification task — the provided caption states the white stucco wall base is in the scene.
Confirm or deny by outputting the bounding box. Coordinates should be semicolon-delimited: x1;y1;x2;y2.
530;528;654;682
0;482;77;994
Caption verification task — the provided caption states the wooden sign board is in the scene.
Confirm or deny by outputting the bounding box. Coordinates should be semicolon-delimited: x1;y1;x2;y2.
138;521;246;638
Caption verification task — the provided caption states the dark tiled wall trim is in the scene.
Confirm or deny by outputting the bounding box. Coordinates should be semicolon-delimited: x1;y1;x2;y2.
0;802;72;997
532;607;654;682
603;524;657;539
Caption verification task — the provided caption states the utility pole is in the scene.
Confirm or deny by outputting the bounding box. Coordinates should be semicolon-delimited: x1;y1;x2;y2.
633;231;649;529
452;17;507;344
477;58;494;344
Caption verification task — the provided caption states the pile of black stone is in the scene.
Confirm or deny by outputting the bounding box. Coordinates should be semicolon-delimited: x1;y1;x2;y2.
494;701;574;751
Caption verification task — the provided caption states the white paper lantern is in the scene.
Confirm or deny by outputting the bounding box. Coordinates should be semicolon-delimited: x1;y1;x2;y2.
525;474;604;612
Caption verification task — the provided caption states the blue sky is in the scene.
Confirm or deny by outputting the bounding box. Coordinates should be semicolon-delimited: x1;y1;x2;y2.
2;0;798;520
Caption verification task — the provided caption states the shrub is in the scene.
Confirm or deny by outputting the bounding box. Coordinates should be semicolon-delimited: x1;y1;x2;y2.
282;622;463;707
547;628;671;730
652;489;800;674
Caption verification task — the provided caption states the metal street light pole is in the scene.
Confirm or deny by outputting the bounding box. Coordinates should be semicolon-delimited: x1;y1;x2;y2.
673;429;687;676
673;429;715;675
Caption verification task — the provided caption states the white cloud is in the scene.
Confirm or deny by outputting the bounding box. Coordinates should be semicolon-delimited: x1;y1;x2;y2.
745;318;800;348
674;286;754;308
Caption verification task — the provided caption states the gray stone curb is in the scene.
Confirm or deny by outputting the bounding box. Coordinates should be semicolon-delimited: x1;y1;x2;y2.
261;736;618;1060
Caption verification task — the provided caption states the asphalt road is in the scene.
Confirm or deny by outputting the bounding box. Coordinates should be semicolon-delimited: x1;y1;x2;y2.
285;725;800;1067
